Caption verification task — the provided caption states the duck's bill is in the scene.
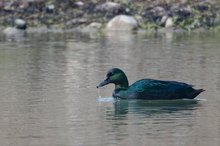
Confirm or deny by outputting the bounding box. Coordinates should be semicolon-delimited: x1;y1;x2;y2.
96;78;110;88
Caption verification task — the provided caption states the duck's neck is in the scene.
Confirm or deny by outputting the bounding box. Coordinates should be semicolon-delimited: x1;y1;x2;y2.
115;76;129;90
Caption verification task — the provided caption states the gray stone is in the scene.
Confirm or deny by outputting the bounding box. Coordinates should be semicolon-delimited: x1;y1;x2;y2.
87;22;102;29
125;8;130;13
170;4;180;13
165;17;173;28
66;18;88;26
2;27;25;36
80;22;103;33
46;4;55;13
27;0;43;3
96;2;122;13
75;1;84;7
180;0;188;5
15;19;27;30
19;0;44;10
3;2;15;11
151;6;167;17
106;15;138;31
161;15;169;25
0;2;4;9
179;6;192;17
19;1;28;9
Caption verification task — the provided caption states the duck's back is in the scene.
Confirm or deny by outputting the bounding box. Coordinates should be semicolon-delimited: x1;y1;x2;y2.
127;79;204;100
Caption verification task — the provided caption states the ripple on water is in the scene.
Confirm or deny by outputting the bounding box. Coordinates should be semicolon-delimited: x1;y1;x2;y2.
97;97;115;103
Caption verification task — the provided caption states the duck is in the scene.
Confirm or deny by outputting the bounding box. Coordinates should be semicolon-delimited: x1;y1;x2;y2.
97;68;204;100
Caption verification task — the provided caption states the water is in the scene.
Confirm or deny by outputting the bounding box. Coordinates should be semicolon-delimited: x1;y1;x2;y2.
0;31;220;146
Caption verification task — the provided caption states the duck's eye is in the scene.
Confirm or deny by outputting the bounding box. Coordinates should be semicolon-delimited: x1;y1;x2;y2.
107;72;113;77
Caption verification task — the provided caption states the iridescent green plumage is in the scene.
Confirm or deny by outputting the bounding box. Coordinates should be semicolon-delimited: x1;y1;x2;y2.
97;68;204;100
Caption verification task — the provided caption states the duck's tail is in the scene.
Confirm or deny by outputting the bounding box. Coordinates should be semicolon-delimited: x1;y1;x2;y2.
190;89;205;99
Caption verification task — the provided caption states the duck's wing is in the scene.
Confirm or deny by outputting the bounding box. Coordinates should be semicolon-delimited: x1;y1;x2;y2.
130;79;195;99
130;79;192;91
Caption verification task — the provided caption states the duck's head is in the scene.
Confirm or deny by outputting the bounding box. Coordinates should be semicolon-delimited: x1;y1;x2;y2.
97;68;129;89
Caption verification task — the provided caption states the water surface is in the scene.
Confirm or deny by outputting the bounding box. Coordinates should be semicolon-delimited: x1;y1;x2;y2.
0;31;220;146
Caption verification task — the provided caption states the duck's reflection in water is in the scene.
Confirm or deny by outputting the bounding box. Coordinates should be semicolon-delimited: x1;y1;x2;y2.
113;99;200;116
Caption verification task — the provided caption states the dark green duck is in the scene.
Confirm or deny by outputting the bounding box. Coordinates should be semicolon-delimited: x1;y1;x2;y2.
97;68;204;100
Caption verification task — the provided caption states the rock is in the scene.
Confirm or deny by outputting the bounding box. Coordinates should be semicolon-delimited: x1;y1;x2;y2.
161;15;169;25
96;2;123;14
180;0;188;5
19;0;44;13
27;0;44;7
125;8;130;14
66;18;89;27
15;19;27;30
87;22;102;29
170;4;180;14
106;15;138;31
83;2;96;13
169;5;191;21
80;22;102;33
27;0;43;3
151;6;167;17
3;2;15;12
75;1;84;7
142;6;168;23
0;2;4;9
2;27;25;36
195;2;210;12
46;4;55;13
19;1;29;9
165;17;173;28
178;6;191;19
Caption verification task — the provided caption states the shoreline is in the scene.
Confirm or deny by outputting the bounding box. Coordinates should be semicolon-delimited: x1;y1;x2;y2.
0;0;219;34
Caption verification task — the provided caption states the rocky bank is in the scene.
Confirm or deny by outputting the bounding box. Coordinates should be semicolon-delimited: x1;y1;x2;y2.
0;0;219;33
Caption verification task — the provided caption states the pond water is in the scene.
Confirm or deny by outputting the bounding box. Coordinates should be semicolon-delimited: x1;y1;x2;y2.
0;30;220;146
